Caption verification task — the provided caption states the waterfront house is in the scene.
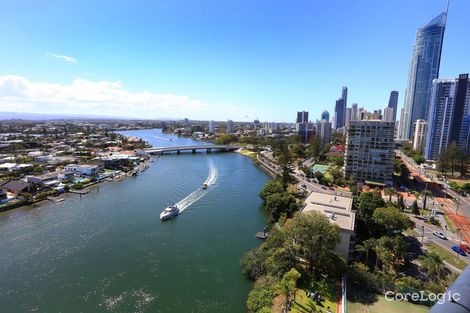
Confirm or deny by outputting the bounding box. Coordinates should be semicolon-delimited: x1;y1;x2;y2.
301;192;356;262
26;172;60;187
0;189;8;204
64;164;98;176
57;172;74;182
0;180;33;195
0;163;17;172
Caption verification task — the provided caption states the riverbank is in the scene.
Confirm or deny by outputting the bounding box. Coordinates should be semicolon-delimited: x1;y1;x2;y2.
0;155;153;214
0;130;270;312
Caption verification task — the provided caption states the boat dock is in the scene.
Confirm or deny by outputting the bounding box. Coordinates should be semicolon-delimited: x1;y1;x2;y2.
46;197;65;203
255;231;270;240
69;190;90;195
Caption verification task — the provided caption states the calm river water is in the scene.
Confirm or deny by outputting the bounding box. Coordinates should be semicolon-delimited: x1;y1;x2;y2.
0;129;269;312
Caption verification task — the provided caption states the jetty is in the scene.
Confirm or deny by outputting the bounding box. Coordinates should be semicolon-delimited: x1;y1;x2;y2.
69;190;90;195
255;231;270;240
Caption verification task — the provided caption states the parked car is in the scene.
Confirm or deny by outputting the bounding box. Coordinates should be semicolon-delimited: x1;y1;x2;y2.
451;246;467;256
432;231;447;240
321;186;327;190
460;244;470;253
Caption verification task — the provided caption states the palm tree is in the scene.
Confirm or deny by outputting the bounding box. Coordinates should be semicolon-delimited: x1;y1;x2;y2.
384;187;397;203
355;238;376;267
397;194;405;211
419;252;447;282
420;190;433;211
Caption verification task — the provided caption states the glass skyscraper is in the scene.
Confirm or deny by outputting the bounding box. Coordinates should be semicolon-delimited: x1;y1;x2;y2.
398;11;447;140
424;74;470;161
387;91;399;122
333;87;347;130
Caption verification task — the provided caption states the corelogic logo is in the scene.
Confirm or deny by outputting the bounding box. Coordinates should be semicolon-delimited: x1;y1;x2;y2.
385;290;461;304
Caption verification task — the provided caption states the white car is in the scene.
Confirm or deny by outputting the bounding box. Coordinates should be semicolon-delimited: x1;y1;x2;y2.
433;231;447;240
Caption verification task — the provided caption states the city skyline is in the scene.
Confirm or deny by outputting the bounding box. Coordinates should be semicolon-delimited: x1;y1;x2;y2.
1;1;469;122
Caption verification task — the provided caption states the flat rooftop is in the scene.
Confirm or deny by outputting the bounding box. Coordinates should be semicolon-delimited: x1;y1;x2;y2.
302;192;355;231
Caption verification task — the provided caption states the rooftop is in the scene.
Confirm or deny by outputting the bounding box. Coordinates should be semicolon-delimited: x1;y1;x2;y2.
302;192;355;231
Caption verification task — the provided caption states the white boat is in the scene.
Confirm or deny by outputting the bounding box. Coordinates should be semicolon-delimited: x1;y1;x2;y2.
160;204;180;220
202;183;208;189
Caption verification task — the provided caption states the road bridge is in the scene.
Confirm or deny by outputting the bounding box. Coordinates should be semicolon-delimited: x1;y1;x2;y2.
144;145;240;155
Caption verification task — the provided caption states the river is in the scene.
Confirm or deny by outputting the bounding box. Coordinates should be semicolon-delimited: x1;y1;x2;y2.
0;129;269;312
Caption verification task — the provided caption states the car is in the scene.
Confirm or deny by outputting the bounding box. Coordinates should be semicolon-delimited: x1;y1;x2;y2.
432;231;447;240
321;186;327;190
451;246;467;256
460;244;470;254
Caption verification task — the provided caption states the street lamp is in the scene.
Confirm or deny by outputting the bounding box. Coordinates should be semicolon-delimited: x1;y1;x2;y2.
421;225;425;244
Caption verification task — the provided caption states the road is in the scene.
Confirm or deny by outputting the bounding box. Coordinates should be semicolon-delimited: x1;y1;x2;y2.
411;217;469;269
397;150;470;243
257;152;336;195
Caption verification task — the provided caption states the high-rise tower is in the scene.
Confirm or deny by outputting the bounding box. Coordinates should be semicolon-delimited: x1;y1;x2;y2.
398;11;447;139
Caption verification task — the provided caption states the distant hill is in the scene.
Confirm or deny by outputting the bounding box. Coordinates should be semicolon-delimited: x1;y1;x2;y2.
0;112;177;121
0;112;133;120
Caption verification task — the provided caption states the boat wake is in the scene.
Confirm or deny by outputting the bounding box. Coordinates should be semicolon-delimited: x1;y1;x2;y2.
153;136;172;142
176;161;218;213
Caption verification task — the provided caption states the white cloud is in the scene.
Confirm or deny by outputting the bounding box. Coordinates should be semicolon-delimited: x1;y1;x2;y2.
0;75;254;120
46;52;77;63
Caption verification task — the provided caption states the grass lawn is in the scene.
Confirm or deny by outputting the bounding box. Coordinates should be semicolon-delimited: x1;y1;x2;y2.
347;295;429;313
289;279;337;313
238;148;257;160
448;178;470;186
324;171;333;182
443;215;457;233
403;229;420;237
424;243;467;271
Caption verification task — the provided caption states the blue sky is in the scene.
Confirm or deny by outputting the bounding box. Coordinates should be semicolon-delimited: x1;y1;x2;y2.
0;0;468;122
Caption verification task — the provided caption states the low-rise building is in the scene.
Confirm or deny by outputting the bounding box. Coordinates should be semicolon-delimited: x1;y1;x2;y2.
301;192;356;261
0;180;33;195
26;172;60;186
64;164;98;176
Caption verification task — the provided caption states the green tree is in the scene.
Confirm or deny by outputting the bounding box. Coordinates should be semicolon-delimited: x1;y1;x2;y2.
355;238;376;267
411;200;420;216
400;163;411;181
437;149;450;175
307;135;321;159
355;192;385;237
420;190;433;211
20;192;33;204
397;194;405;211
241;249;268;280
288;211;344;275
215;134;238;145
456;147;469;177
259;180;284;202
372;206;412;236
266;192;298;221
247;285;275;313
413;154;425;165
447;142;458;176
384;187;397;202
277;268;300;312
419;252;448;282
